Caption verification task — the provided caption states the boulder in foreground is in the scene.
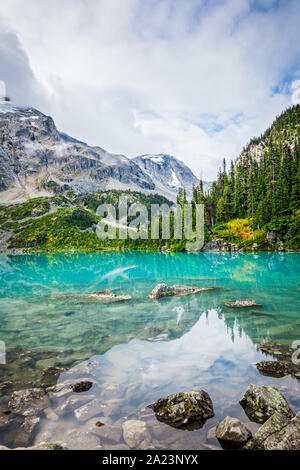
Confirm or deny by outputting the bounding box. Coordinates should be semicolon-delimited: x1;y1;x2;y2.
148;390;214;429
216;416;252;448
148;284;214;300
240;384;294;423
245;411;300;450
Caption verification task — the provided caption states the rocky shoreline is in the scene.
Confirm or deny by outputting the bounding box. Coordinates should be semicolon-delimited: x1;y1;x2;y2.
0;339;299;451
0;239;299;256
0;285;299;451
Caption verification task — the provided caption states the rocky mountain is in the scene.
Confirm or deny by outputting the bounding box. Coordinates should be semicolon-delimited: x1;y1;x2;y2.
0;102;204;203
0;102;155;203
133;154;210;200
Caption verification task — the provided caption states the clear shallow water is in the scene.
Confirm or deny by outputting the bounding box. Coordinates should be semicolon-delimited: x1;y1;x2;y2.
0;251;299;449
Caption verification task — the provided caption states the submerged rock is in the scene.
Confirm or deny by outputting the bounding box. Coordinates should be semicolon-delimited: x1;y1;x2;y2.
148;390;214;429
16;415;41;447
54;394;92;417
256;361;293;378
0;411;12;432
255;342;300;380
206;426;217;441
40;366;65;388
91;291;132;302
43;407;59;421
216;416;252;449
55;290;131;302
8;388;49;416
89;423;123;443
74;398;106;422
0;381;13;396
71;380;94;393
122;420;151;449
148;284;214;300
225;299;261;308
256;342;293;358
1;442;68;451
63;429;102;450
239;384;294;423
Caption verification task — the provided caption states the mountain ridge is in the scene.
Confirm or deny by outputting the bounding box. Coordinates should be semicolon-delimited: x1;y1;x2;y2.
0;102;202;203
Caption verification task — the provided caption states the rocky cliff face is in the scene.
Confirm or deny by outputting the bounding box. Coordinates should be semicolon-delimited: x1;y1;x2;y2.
0;103;154;202
0;103;204;203
133;154;200;200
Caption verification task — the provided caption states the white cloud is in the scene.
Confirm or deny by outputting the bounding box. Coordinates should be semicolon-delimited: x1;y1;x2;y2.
0;0;299;179
0;80;6;98
291;80;300;105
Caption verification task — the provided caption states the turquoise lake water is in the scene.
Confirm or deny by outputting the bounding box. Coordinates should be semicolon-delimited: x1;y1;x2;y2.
0;251;299;449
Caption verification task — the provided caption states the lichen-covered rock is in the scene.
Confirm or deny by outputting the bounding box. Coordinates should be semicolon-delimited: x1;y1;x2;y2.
263;411;300;450
225;299;261;308
245;411;300;450
256;361;293;378
148;284;213;300
2;388;50;448
240;384;294;423
122;420;151;449
216;416;252;448
148;390;214;429
244;412;291;449
8;388;49;416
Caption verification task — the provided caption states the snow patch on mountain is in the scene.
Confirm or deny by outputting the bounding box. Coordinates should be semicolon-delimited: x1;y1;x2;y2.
0;101;210;203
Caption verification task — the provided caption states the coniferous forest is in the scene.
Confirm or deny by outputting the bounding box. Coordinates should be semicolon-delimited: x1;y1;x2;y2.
0;106;299;253
191;104;300;250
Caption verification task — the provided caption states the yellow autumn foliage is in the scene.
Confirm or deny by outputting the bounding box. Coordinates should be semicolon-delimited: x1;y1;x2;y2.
227;219;253;242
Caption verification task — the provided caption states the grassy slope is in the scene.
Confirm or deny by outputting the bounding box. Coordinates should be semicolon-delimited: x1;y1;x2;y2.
0;191;187;252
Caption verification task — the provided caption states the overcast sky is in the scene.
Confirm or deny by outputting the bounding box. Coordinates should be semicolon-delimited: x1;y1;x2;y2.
0;0;300;180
